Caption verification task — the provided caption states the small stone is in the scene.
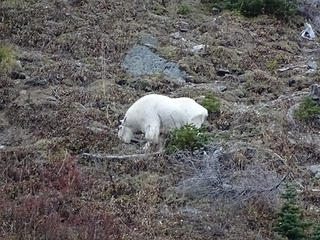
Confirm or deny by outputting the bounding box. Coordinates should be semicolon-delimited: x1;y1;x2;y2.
190;44;206;53
216;69;230;77
310;84;320;100
170;32;182;39
178;20;189;32
211;7;220;14
307;60;317;70
115;78;127;86
75;60;82;67
288;78;296;87
46;96;58;102
218;85;227;92
11;71;26;80
307;164;320;174
25;77;47;86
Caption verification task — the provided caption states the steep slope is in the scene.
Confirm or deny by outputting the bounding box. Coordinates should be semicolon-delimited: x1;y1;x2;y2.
0;0;320;239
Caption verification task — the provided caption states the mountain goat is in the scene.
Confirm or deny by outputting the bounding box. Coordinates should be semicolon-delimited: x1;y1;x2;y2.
118;94;208;149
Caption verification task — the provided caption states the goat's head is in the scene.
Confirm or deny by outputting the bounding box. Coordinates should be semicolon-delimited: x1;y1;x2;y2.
117;117;133;143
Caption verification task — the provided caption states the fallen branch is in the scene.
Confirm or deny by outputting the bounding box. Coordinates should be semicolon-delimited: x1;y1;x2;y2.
80;150;165;159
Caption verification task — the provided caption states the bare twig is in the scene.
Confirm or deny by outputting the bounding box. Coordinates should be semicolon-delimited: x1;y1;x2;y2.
80;150;165;159
269;172;289;191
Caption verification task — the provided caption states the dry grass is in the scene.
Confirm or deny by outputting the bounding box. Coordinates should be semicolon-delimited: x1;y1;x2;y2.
0;0;319;239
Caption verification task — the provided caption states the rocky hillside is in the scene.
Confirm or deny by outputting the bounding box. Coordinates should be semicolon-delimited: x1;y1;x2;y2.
0;0;320;239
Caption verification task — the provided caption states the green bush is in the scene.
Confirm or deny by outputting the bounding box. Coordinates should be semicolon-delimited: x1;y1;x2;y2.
240;0;264;17
294;97;320;121
200;92;221;114
264;0;297;20
311;225;320;240
177;3;191;15
0;44;15;75
209;0;297;19
273;184;310;240
165;124;212;153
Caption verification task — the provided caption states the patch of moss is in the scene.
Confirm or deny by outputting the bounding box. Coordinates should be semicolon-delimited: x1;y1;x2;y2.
152;2;167;15
267;58;278;72
177;3;191;15
294;97;320;121
0;44;15;75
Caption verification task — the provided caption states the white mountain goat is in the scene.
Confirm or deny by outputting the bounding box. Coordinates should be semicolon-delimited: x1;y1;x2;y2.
118;94;208;149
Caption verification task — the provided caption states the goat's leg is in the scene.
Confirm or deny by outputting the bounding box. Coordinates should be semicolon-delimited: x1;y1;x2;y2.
144;123;160;152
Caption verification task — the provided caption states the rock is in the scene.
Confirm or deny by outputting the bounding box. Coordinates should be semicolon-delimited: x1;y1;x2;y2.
170;32;182;39
10;60;27;79
11;71;26;80
211;7;220;14
25;77;48;86
178;20;189;32
190;44;206;53
307;60;317;70
75;60;82;67
307;164;320;178
288;78;296;87
310;84;320;101
216;69;230;77
139;33;159;49
122;44;186;84
217;85;227;92
115;78;127;86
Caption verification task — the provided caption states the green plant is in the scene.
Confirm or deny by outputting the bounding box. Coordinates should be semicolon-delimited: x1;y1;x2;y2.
177;3;191;15
200;92;221;114
152;2;167;15
273;184;310;240
0;44;15;74
210;0;297;19
165;124;212;153
311;225;320;240
240;0;264;17
264;0;297;20
294;97;320;121
267;58;278;72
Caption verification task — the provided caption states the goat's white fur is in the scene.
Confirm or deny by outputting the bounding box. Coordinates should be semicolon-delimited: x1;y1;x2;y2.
118;94;208;148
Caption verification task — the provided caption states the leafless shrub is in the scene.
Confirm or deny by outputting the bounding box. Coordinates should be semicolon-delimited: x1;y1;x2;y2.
171;146;284;206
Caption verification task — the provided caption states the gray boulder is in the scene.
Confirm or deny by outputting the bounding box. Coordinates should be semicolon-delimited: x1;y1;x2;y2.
122;44;186;84
310;84;320;102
